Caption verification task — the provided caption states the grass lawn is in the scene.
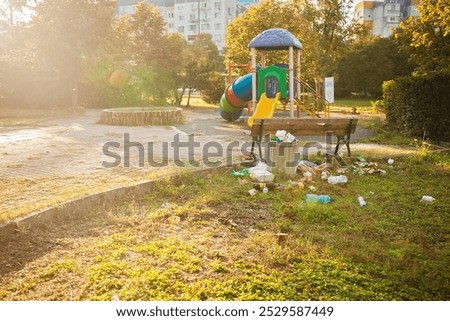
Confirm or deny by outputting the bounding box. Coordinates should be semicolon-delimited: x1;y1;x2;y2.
0;150;448;301
333;99;372;108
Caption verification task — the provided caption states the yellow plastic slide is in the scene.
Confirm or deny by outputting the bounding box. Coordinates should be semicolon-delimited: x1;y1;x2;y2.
248;92;281;127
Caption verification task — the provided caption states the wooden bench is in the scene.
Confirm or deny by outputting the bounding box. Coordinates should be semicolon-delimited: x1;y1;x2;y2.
250;117;359;158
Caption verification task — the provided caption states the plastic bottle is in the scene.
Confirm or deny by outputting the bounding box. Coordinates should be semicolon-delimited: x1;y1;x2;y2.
262;186;269;193
327;175;348;184
304;194;333;204
357;196;366;208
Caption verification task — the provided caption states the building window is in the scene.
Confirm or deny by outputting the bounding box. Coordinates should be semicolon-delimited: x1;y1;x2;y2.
201;23;210;30
179;15;184;21
215;12;221;19
228;7;233;15
169;23;174;29
178;26;184;32
190;13;196;20
389;17;396;21
214;34;222;42
214;23;221;30
189;25;197;32
177;5;183;11
168;13;173;18
215;2;222;10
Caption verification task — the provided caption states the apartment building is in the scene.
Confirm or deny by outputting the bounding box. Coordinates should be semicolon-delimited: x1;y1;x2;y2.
354;0;420;37
116;0;238;52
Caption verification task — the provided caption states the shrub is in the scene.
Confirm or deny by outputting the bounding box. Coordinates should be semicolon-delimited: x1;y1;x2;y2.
383;74;450;141
200;72;225;104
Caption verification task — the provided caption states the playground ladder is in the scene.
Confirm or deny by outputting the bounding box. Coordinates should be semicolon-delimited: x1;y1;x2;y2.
295;78;330;117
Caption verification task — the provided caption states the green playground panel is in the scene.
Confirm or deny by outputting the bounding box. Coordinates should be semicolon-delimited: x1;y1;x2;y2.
257;65;287;100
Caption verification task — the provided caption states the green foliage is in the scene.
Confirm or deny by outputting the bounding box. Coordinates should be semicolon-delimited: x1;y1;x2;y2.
383;73;450;141
181;34;223;106
200;71;225;104
335;37;414;98
394;0;450;75
0;0;116;109
225;0;358;81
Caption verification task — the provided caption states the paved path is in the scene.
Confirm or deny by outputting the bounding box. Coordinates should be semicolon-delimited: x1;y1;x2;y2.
0;108;400;221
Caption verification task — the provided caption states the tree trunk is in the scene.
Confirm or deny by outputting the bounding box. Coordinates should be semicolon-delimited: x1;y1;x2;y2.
186;88;192;107
176;87;186;106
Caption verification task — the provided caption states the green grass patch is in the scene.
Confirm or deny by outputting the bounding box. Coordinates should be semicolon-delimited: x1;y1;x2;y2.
333;99;372;108
0;153;448;300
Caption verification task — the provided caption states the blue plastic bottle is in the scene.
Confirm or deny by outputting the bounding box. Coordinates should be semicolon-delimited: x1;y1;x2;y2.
305;194;333;204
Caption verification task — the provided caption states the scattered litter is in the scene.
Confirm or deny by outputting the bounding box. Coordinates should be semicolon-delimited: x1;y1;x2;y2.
248;188;257;196
231;168;249;177
253;182;280;191
161;202;171;208
369;191;375;195
351;156;386;175
167;215;181;225
262;186;269;193
271;130;297;143
228;220;238;228
336;167;347;174
275;233;288;244
275;130;287;140
286;133;296;143
357;196;367;208
250;169;274;182
327;175;348;184
289;181;304;189
248;161;270;174
321;171;329;180
240;153;259;168
298;160;318;168
387;158;395;165
308;186;316;192
238;178;248;185
304;194;332;204
421;195;436;202
303;171;313;178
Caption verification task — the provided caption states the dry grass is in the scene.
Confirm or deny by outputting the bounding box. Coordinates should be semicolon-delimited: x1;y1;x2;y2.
1;153;449;301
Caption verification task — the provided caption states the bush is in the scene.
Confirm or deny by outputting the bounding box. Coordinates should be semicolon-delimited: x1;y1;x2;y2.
200;72;225;104
383;74;450;141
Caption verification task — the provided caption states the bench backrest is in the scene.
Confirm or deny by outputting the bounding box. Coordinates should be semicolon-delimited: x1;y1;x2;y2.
250;117;359;138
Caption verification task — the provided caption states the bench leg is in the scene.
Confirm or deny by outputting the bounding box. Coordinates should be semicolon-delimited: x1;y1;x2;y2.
334;136;342;155
335;136;352;157
251;140;256;155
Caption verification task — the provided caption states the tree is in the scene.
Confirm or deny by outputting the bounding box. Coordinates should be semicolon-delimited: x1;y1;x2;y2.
182;34;222;106
0;0;29;27
335;37;414;97
394;0;450;75
225;0;358;88
25;0;115;108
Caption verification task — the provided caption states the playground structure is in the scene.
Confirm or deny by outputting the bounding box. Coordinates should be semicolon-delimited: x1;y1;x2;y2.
220;28;358;164
219;28;330;124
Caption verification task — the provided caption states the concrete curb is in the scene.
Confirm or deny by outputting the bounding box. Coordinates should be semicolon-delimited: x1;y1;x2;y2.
0;166;229;236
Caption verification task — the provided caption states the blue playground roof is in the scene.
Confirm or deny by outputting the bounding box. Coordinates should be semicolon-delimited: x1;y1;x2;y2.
248;28;303;50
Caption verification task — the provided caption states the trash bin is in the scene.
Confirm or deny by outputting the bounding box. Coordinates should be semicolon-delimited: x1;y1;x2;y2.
267;141;300;177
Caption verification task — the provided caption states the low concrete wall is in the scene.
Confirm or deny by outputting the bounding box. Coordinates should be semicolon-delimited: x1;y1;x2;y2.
0;166;226;236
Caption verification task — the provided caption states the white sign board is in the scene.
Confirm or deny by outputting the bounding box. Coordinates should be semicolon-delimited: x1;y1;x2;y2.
324;77;334;103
